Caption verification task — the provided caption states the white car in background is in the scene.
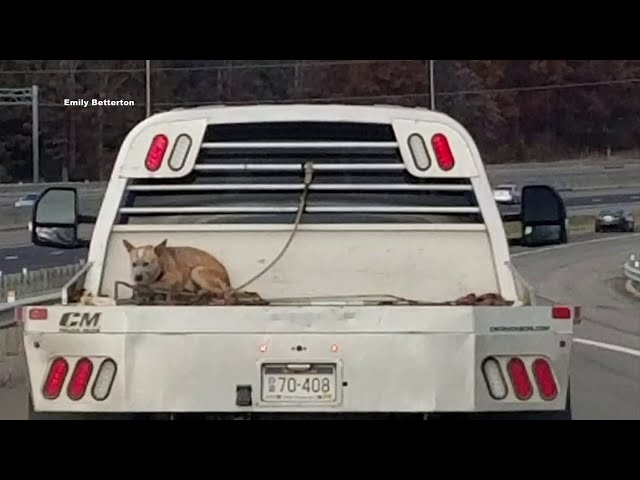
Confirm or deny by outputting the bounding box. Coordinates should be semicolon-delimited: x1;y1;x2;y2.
14;193;39;208
493;184;521;205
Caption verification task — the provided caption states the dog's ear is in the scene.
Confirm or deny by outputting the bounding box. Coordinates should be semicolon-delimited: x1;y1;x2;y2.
122;239;135;253
154;239;168;255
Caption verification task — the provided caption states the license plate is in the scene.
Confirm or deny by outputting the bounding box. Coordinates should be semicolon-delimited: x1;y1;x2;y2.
261;363;337;403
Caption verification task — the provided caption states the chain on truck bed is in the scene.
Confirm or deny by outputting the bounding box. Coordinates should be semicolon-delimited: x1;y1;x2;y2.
112;280;513;307
114;281;269;306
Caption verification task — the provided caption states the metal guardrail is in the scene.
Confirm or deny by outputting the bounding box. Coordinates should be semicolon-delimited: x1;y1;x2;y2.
0;292;61;360
0;262;85;302
0;181;107;192
0;262;86;330
0;264;87;359
623;253;640;284
0;292;63;329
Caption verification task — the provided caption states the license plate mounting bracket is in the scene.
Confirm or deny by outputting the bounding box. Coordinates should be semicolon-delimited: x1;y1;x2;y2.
258;361;342;406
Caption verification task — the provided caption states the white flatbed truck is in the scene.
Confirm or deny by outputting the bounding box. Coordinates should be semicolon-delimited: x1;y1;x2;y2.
21;104;576;419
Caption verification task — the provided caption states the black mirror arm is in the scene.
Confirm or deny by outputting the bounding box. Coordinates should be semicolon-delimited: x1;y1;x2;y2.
78;214;97;224
501;212;522;223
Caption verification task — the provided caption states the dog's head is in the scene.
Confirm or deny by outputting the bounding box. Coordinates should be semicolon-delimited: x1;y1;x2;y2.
122;239;168;285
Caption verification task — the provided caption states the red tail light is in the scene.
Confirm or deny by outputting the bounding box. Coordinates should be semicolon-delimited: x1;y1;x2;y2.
29;307;48;320
552;306;571;319
532;358;558;400
67;358;94;401
431;133;455;171
145;134;169;172
43;357;69;400
506;357;533;400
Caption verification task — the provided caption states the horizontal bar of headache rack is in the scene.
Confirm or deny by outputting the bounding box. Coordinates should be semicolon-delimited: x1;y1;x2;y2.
193;163;406;172
126;184;473;192
307;206;479;214
119;206;480;214
200;142;399;149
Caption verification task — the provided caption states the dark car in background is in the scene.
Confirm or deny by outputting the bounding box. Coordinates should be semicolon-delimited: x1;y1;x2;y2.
594;208;635;233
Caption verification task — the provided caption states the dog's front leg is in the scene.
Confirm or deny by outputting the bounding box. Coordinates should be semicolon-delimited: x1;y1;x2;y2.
149;274;183;295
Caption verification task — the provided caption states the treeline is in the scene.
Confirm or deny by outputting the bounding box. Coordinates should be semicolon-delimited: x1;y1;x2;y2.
1;59;639;183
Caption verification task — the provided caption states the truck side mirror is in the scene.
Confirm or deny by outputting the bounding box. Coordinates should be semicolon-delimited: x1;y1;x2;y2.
31;187;88;249
519;185;568;245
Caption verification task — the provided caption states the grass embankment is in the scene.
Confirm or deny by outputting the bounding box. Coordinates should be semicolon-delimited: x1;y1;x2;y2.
503;208;640;239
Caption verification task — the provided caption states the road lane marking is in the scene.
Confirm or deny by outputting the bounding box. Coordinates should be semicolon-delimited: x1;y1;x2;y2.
511;230;640;359
574;338;640;358
511;233;640;258
592;198;602;202
3;255;18;260
50;251;63;256
631;196;640;200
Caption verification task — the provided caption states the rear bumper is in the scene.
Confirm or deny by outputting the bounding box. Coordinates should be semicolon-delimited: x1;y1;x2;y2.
24;330;572;414
597;224;625;230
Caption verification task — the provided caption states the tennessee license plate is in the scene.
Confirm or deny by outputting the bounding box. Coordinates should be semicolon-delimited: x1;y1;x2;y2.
261;363;337;403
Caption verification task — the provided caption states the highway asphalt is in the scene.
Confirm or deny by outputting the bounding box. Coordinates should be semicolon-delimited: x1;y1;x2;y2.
562;191;640;207
0;231;639;419
511;232;640;419
0;245;86;274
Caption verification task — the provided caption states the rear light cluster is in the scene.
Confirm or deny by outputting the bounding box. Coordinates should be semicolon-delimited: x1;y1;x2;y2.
482;355;558;402
407;132;456;172
532;358;558;400
43;357;69;400
42;357;117;402
144;133;193;172
430;133;455;171
67;358;94;400
506;358;533;400
145;134;169;171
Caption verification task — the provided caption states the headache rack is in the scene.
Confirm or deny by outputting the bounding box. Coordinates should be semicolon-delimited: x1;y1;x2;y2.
117;121;482;225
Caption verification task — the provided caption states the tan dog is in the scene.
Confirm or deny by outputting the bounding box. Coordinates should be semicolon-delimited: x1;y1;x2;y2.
122;239;233;301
